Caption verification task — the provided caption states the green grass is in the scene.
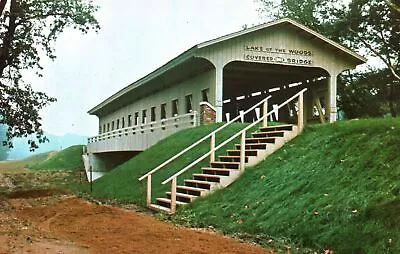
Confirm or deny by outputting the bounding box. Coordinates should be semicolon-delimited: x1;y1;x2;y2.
88;123;256;205
29;145;84;170
73;118;399;253
172;118;400;254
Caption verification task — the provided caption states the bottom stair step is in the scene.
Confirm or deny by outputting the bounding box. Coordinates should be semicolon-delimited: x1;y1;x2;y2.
166;192;198;202
156;197;188;207
148;204;172;214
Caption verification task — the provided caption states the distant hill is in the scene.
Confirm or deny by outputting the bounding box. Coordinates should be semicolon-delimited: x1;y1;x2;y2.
6;133;88;160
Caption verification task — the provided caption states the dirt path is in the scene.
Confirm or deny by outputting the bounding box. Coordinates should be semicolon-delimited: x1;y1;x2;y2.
0;167;272;253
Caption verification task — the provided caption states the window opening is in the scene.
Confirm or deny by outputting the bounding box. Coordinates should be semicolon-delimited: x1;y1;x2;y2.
161;103;166;119
185;94;193;113
151;107;156;122
142;109;147;124
135;112;139;125
201;88;209;102
128;115;132;127
172;99;179;116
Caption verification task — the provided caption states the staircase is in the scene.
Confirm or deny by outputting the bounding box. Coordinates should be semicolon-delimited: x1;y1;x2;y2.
139;88;307;214
149;124;299;214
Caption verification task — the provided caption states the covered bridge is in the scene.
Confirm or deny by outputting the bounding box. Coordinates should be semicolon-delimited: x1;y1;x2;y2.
84;18;366;176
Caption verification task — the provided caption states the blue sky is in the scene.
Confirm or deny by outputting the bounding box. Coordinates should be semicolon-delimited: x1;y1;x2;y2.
30;0;262;137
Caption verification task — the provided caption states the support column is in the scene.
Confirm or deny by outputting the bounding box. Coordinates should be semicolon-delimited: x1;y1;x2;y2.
215;66;223;122
327;73;338;123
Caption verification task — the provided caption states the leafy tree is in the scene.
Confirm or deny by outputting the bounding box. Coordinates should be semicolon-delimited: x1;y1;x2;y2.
0;0;100;151
338;69;400;118
385;0;400;13
257;0;400;117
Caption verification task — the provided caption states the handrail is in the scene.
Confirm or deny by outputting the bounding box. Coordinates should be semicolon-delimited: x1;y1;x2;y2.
89;112;197;143
161;88;307;185
138;95;272;181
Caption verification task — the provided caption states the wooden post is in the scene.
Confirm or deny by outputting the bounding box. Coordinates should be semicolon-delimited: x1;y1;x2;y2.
170;177;177;213
240;131;246;170
210;133;215;163
312;90;325;123
146;175;152;206
90;166;93;193
263;99;268;127
298;92;304;133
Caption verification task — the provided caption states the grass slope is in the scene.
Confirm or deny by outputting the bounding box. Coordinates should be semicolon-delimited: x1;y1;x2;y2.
29;145;84;170
173;118;400;254
89;123;257;205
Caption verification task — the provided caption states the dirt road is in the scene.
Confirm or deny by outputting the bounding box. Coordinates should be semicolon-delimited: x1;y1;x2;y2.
0;168;271;254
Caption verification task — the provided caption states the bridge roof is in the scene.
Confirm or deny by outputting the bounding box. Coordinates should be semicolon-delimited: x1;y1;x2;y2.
88;18;366;116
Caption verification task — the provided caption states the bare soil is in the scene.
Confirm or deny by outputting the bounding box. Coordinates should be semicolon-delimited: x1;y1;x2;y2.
0;166;272;254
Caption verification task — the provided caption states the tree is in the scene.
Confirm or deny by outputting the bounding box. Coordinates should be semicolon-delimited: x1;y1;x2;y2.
385;0;400;13
338;69;400;118
257;0;400;117
0;0;99;151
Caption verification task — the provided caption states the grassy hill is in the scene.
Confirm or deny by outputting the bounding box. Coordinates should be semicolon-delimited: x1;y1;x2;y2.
89;123;252;204
28;145;84;170
173;118;400;254
84;118;400;254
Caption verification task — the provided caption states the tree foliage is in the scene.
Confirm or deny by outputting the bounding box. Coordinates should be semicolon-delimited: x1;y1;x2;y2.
258;0;400;117
0;0;99;151
338;69;400;118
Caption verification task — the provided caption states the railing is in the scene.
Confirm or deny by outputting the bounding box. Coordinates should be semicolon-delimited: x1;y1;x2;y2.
138;95;272;209
88;112;198;143
166;88;307;212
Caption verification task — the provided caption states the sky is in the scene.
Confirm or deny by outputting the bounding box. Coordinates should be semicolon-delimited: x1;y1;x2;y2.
29;0;262;137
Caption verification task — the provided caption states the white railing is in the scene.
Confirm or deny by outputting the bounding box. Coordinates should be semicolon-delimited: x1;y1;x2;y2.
88;112;198;143
138;95;272;211
145;88;306;213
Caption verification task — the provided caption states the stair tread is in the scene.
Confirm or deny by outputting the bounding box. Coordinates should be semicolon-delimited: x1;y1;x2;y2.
211;161;240;165
184;179;215;185
245;137;276;141
219;155;247;158
226;149;259;152
236;142;270;146
259;125;294;130
166;192;198;199
156;197;187;205
177;185;209;192
202;167;235;172
252;130;285;135
148;204;172;214
265;124;293;127
193;173;226;178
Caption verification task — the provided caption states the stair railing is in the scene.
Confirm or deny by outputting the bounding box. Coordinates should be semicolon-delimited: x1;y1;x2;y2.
138;95;272;209
162;88;306;212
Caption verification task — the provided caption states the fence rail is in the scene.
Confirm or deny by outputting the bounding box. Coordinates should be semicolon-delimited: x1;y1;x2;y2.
88;112;198;144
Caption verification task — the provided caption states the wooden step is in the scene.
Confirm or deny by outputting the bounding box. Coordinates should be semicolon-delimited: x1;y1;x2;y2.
226;149;258;157
259;124;293;132
148;204;172;214
218;155;248;163
252;131;285;138
156;197;188;207
193;173;226;183
235;143;269;150
210;161;240;169
166;192;198;203
201;167;235;176
245;137;276;144
176;185;208;196
184;179;215;190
